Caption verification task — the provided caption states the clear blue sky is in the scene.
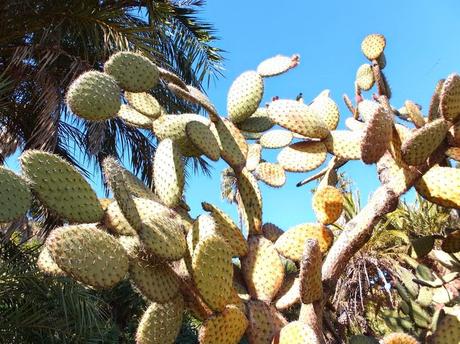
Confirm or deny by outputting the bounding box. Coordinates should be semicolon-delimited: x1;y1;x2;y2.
5;0;460;231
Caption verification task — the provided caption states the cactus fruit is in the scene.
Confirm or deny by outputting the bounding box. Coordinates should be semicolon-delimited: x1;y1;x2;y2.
272;321;320;344
260;129;293;149
275;275;301;310
198;305;248;344
361;33;386;60
404;100;426;128
309;93;340;130
274;223;334;261
254;162;286;187
66;70;121;121
192;234;234;311
118;104;152;129
268;99;329;139
227;71;264;123
241;235;285;302
125;91;161;119
0;166;32;222
299;239;323;304
135;295;184;344
277;141;327;172
104;200;137;236
237;107;274;133
20;150;103;223
246;143;262;171
153;138;184;208
37;246;65;276
46;224;129;288
262;222;284;243
129;259;180;303
185;121;221;161
382;333;419;344
439;73;460;122
215;117;248;171
256;54;299;77
361;105;393;164
312;186;344;225
415;166;460;209
401;118;448;166
104;51;159;92
236;168;263;234
246;300;287;344
324;130;363;160
356;64;375;91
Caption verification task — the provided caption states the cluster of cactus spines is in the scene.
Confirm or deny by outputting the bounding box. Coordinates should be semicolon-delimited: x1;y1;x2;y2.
1;36;459;343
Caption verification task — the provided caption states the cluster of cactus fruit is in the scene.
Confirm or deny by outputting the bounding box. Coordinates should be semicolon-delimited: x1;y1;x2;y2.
1;33;460;343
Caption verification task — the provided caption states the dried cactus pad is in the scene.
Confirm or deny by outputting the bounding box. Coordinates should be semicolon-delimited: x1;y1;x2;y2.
153;139;184;208
247;300;287;344
104;51;159;92
256;54;299;77
236;168;263;235
312;186;344;225
355;64;375;91
432;306;460;344
129;259;179;303
237;107;274;133
198;305;248;344
215;117;248;171
324;130;363;160
37;246;65;276
274;223;334;261
401;118;448;166
227;71;264;123
268;99;329;139
20;150;103;223
440;73;460;122
415;166;460;209
135;295;184;344
241;235;285;302
361;105;393;164
0;167;32;222
66;70;120;121
46;224;129;288
118;104;152;129
260;130;293;149
361;33;386;60
299;239;323;304
125;91;161;119
309;94;340;130
278;141;327;172
272;321;320;344
382;333;419;344
192;234;234;312
255;162;286;187
186;121;221;161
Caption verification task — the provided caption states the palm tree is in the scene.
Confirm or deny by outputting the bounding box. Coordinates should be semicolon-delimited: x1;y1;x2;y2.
0;0;223;185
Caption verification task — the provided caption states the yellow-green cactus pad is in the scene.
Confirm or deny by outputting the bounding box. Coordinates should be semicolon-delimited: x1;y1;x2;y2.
309;93;340;130
361;33;386;60
415;166;460;209
104;51;159;92
312;186;344;225
202;202;248;257
355;64;375;91
440;73;460;122
247;300;287;344
361;105;393;164
442;230;460;253
187;214;217;258
277;141;327;172
274;275;301;310
404;100;426;128
130;259;179;303
185;121;221;161
192;234;234;312
135;295;184;344
237;107;274;133
198;305;248;344
260;130;293;149
246;143;262;171
268;99;329;139
66;70;121;121
242;130;264;140
432;306;460;344
274;223;333;261
401;118;448;166
37;246;65;276
104;200;137;236
118;234;142;259
299;239;323;304
117;104;152;129
125;91;161;119
20;150;103;223
215;117;248;171
382;333;419;344
262;222;284;242
227;71;264;123
46;224;129;288
236;168;263;234
272;321;320;344
0;167;32;222
324;130;363;160
256;54;300;77
153;139;184;208
241;235;284;302
255;162;286;187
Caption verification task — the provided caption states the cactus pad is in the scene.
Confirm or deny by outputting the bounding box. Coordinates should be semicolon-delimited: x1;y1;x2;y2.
440;73;460;122
415;166;460;209
246;143;262;171
356;64;375;91
361;34;386;60
299;239;323;304
185;121;221;161
0;167;32;222
357;99;381;122
312;186;344;225
66;71;121;121
198;305;248;344
247;300;287;344
361;105;393;164
262;222;284;242
104;51;159;92
227;71;264;123
37;246;65;276
20;150;103;223
125;91;161;119
382;333;419;344
260;129;293;149
236;168;263;234
256;54;299;77
432;306;460;344
277;141;327;172
237;107;274;132
404;100;426;127
215;117;248;171
255;162;286;187
104;200;137;236
273;321;320;344
275;275;301;310
118;104;152;128
441;230;460;253
309;93;340;130
324;130;363;160
46;224;129;288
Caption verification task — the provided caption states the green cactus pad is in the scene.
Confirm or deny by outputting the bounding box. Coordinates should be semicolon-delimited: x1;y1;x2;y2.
236;168;263;235
118;234;142;259
324;130;363;160
260;130;293;149
246;300;287;344
215;117;248;171
256;54;299;77
125;91;161;119
0;166;32;222
415;166;460;209
104;200;137;236
440;73;460;122
356;64;375;91
227;71;264;123
309;93;340;130
117;104;152;129
104;51;159;92
37;246;66;276
246;143;262;171
46;224;129;288
237;107;274;133
198;305;248;344
20;150;103;223
277;141;327;172
66;70;121;121
135;295;184;344
361;33;386;60
361;105;393;164
299;239;323;304
185;121;221;161
153;139;184;208
254;162;286;187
